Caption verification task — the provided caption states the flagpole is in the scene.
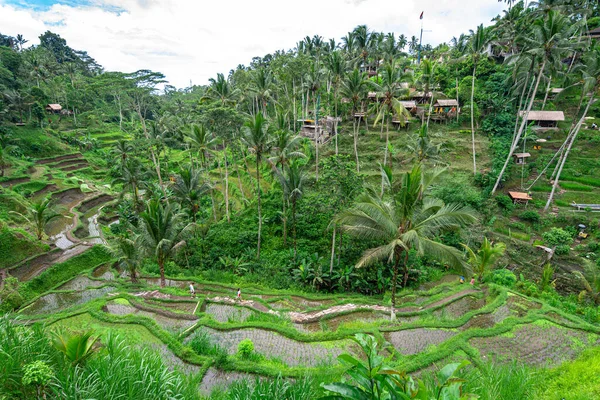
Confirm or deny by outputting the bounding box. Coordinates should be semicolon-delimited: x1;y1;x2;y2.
417;12;424;64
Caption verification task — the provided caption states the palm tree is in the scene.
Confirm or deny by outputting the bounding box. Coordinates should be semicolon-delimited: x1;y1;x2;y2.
463;237;506;282
110;236;142;283
203;73;239;106
15;34;27;51
171;165;211;223
341;69;369;172
111;139;133;171
304;62;324;181
279;160;307;259
113;158;147;207
11;199;62;241
336;165;476;319
372;62;410;192
545;47;600;211
326;51;346;155
185;124;216;168
138;200;192;287
417;59;437;128
467;24;491;175
241;113;271;259
250;68;274;116
492;10;578;194
404;125;444;165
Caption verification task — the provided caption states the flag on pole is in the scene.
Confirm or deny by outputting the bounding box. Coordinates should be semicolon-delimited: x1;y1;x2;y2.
420;11;424;20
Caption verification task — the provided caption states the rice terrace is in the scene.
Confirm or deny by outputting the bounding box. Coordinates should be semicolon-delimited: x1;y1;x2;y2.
1;0;600;399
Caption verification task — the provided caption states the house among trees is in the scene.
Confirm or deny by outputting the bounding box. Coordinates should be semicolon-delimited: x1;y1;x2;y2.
508;191;533;205
548;88;563;100
410;91;433;104
519;110;565;128
513;152;531;164
367;92;378;102
399;100;417;114
433;99;459;115
45;104;62;114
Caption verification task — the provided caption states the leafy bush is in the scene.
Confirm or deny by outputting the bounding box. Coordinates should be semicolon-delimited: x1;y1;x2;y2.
490;269;517;287
555;244;571;256
519;210;540;223
495;195;515;212
237;339;255;359
542;227;573;247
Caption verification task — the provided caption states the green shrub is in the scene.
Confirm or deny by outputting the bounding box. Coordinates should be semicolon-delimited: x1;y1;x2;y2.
490;269;517;287
542;227;573;247
237;339;254;359
519;210;540;223
555;244;571;256
495;195;515;212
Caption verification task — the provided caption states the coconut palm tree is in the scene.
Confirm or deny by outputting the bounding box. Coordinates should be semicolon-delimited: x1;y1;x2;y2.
372;62;410;190
138;199;192;287
203;73;239;106
336;165;476;319
463;237;506;282
111;139;133;171
171;165;211;223
11;199;62;241
304;62;325;180
113;158;147;207
279;160;307;259
341;69;369;172
492;10;579;194
544;52;599;211
185;124;217;168
110;236;142;283
241;113;272;259
467;24;492;175
250;68;275;116
325;50;346;155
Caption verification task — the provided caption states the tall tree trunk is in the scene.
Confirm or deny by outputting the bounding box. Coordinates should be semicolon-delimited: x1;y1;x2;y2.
492;60;546;194
292;199;297;260
470;63;477;175
329;226;336;275
456;76;460;123
382;115;389;196
390;250;401;320
256;156;262;259
159;258;166;288
315;93;319;182
137;110;164;189
334;85;339;156
233;155;247;204
282;190;287;246
544;95;594;211
353;119;360;172
223;143;230;223
541;76;552;110
426;91;435;129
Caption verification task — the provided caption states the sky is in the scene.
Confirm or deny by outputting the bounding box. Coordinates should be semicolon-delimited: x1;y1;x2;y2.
0;0;505;88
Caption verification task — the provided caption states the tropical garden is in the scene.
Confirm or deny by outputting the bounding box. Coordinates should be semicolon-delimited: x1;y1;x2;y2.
1;0;600;398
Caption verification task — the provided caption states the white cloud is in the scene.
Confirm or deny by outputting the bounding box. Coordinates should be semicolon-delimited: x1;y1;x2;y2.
0;0;505;88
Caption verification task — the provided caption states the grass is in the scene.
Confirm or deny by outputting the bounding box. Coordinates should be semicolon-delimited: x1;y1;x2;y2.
559;181;595;192
0;225;49;268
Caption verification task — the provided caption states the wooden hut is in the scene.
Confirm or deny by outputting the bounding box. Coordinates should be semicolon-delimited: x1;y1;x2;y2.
433;99;459;115
367;92;378;102
45;104;62;114
519;111;565;128
548;88;563;100
513;152;531;165
508;191;532;205
399;100;417;114
410;91;432;105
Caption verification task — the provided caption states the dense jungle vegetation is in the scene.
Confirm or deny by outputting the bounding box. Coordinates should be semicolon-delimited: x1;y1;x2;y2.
1;0;600;398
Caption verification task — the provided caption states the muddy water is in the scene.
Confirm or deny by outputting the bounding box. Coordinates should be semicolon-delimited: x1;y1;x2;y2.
92;264;114;280
23;286;116;315
142;277;189;289
46;188;87;249
58;275;107;290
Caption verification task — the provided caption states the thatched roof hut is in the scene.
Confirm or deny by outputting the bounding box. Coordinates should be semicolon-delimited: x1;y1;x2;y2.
45;104;62;113
519;110;565;128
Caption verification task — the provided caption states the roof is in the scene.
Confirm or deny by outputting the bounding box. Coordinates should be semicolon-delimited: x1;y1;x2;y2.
399;100;416;108
435;99;458;107
519;110;565;121
46;104;62;110
513;152;531;158
508;191;532;201
411;91;432;98
550;88;564;94
367;92;377;98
